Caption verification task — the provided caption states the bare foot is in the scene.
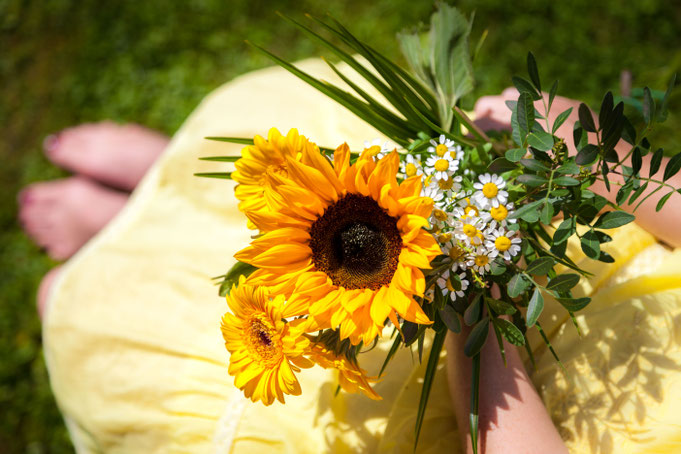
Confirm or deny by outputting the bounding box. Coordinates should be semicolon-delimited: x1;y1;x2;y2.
44;121;169;191
18;177;128;260
37;266;62;320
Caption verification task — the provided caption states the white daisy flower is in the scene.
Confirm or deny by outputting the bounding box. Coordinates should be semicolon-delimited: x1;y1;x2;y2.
485;228;522;261
429;174;463;201
441;238;468;271
467;246;494;275
473;173;508;208
436;270;469;301
457;196;481;219
429;206;450;229
453;216;485;246
425;151;459;180
399;154;423;179
363;138;396;160
421;184;445;208
480;202;516;226
427;134;457;157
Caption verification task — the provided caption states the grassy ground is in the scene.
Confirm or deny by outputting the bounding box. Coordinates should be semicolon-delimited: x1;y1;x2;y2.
1;1;679;452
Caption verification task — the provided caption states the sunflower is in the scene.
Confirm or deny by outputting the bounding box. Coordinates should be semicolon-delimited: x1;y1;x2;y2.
220;279;313;405
307;341;381;400
235;145;441;345
232;128;319;228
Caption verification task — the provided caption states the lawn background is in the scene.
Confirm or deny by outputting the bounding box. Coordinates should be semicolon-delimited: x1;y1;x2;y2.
1;0;679;452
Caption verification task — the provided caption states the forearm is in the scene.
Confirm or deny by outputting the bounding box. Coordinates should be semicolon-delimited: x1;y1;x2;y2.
446;326;567;454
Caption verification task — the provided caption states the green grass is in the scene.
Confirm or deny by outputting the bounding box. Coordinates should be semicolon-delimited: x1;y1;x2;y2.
0;1;679;452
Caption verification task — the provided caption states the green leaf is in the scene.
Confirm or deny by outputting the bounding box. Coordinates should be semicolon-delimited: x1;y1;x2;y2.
464;317;489;357
486;297;517;315
505;147;526;162
540;202;554;225
599;92;614;129
643;86;655;125
414;328;447;449
580;229;601;259
657;73;676;123
218;261;257;296
495;318;525;346
548;80;558;110
527;131;554;151
553;217;575;244
578;103;597;132
488;157;517;174
556;159;579;174
490;261;507;276
593;211;635;229
575;144;599;166
556;297;592;312
527;51;541;92
628;182;649;205
439;305;461;333
516;92;535;142
510;199;543;221
632;146;643;177
526;288;544;328
552;107;573;134
520;158;550;172
552;176;581;186
516;173;548;187
546;273;581;292
512;76;541;101
663;153;681;181
526;257;555;275
656;191;674;212
650;148;664;177
507;273;531;298
464;294;482;326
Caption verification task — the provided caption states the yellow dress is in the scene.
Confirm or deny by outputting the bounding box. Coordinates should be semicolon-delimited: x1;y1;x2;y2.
43;59;681;453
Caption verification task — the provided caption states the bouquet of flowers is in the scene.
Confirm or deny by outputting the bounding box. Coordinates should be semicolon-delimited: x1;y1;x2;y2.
198;4;678;451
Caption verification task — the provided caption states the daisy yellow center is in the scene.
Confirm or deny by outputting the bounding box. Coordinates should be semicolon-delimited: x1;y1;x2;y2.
475;255;489;267
482;182;499;198
434;159;450;172
433;209;448;221
438;232;452;243
463;224;478;238
245;315;282;367
438;178;454;190
435;144;448;157
405;163;418;177
448;245;465;261
490;205;508;221
309;193;402;291
445;278;455;293
494;236;512;251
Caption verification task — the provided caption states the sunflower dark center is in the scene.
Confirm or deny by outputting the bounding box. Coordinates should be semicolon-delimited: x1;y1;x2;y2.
309;193;402;290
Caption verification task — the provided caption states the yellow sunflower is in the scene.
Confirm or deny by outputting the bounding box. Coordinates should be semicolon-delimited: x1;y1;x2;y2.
307;341;381;400
235;144;441;345
220;279;313;405
232;128;319;228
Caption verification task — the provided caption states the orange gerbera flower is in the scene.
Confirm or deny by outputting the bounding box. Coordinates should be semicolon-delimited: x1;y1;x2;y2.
232;128;319;228
307;341;381;400
221;280;313;405
235;144;441;345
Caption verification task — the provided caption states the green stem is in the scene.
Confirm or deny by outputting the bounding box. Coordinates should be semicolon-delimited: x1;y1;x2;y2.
469;353;481;454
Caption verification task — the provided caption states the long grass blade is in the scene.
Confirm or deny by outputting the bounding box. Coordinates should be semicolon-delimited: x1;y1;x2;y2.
536;321;566;375
194;172;232;179
414;328;446;451
379;333;403;377
199;156;240;162
248;41;413;145
205;136;254;145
